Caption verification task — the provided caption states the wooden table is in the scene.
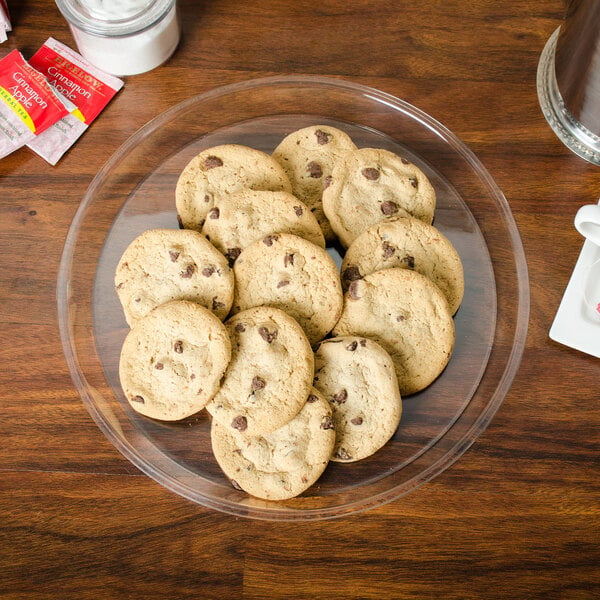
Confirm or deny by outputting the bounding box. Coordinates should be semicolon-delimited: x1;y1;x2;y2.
1;1;599;598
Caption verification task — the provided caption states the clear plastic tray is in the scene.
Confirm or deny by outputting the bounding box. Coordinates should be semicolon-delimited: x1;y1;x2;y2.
57;75;529;520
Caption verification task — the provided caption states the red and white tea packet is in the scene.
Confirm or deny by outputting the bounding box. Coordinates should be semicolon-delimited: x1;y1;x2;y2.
0;49;71;159
0;0;11;43
27;38;124;165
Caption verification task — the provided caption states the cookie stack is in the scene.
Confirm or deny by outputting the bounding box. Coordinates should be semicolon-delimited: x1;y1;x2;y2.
115;125;464;501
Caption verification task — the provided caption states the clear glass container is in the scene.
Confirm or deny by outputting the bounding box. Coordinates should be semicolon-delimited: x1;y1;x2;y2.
55;0;180;76
537;0;600;166
57;76;530;520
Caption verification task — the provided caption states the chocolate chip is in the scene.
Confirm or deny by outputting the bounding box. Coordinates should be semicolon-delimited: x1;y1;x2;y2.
359;339;367;347
197;387;203;395
293;206;303;217
348;281;361;300
351;416;363;425
174;340;184;353
131;395;145;404
225;247;241;266
323;175;333;189
361;167;380;181
396;314;406;322
230;479;243;491
234;322;246;333
204;155;223;169
208;207;220;219
307;394;319;403
180;264;195;278
321;416;335;430
284;253;295;267
307;161;323;178
403;254;415;269
116;282;123;289
332;389;348;404
190;374;196;380
409;177;418;188
258;326;277;343
169;250;180;262
342;265;361;283
155;362;164;370
212;297;225;311
251;376;266;392
231;415;248;431
380;201;398;216
315;129;331;145
277;280;290;288
401;157;410;164
382;241;395;258
335;448;352;460
263;234;279;247
202;266;216;277
346;341;358;351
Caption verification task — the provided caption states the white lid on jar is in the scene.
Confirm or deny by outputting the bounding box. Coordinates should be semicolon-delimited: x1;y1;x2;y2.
55;0;175;37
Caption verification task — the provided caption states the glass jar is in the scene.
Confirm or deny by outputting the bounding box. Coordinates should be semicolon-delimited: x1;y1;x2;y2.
537;0;600;166
55;0;180;76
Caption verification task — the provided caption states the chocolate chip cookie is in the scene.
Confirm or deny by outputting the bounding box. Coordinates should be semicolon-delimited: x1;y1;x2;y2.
115;228;234;326
176;144;292;230
202;189;325;266
211;387;335;500
322;147;436;247
341;216;464;314
231;233;344;345
206;306;314;437
119;300;232;421
333;268;455;395
313;336;402;462
272;125;357;241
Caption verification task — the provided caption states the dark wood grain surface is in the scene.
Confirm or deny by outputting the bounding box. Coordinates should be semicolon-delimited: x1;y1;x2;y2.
1;1;599;598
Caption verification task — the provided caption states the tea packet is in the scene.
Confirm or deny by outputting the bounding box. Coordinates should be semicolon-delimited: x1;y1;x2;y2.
27;38;124;165
0;49;71;159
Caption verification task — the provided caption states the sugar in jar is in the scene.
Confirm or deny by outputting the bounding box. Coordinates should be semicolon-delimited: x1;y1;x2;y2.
55;0;180;76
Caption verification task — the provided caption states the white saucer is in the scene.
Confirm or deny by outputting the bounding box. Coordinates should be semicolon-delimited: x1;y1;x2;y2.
550;238;600;358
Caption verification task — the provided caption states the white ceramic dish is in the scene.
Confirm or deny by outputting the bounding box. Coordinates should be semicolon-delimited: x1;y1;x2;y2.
551;239;600;358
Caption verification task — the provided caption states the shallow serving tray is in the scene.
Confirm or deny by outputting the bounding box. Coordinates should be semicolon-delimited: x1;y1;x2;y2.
57;75;529;521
